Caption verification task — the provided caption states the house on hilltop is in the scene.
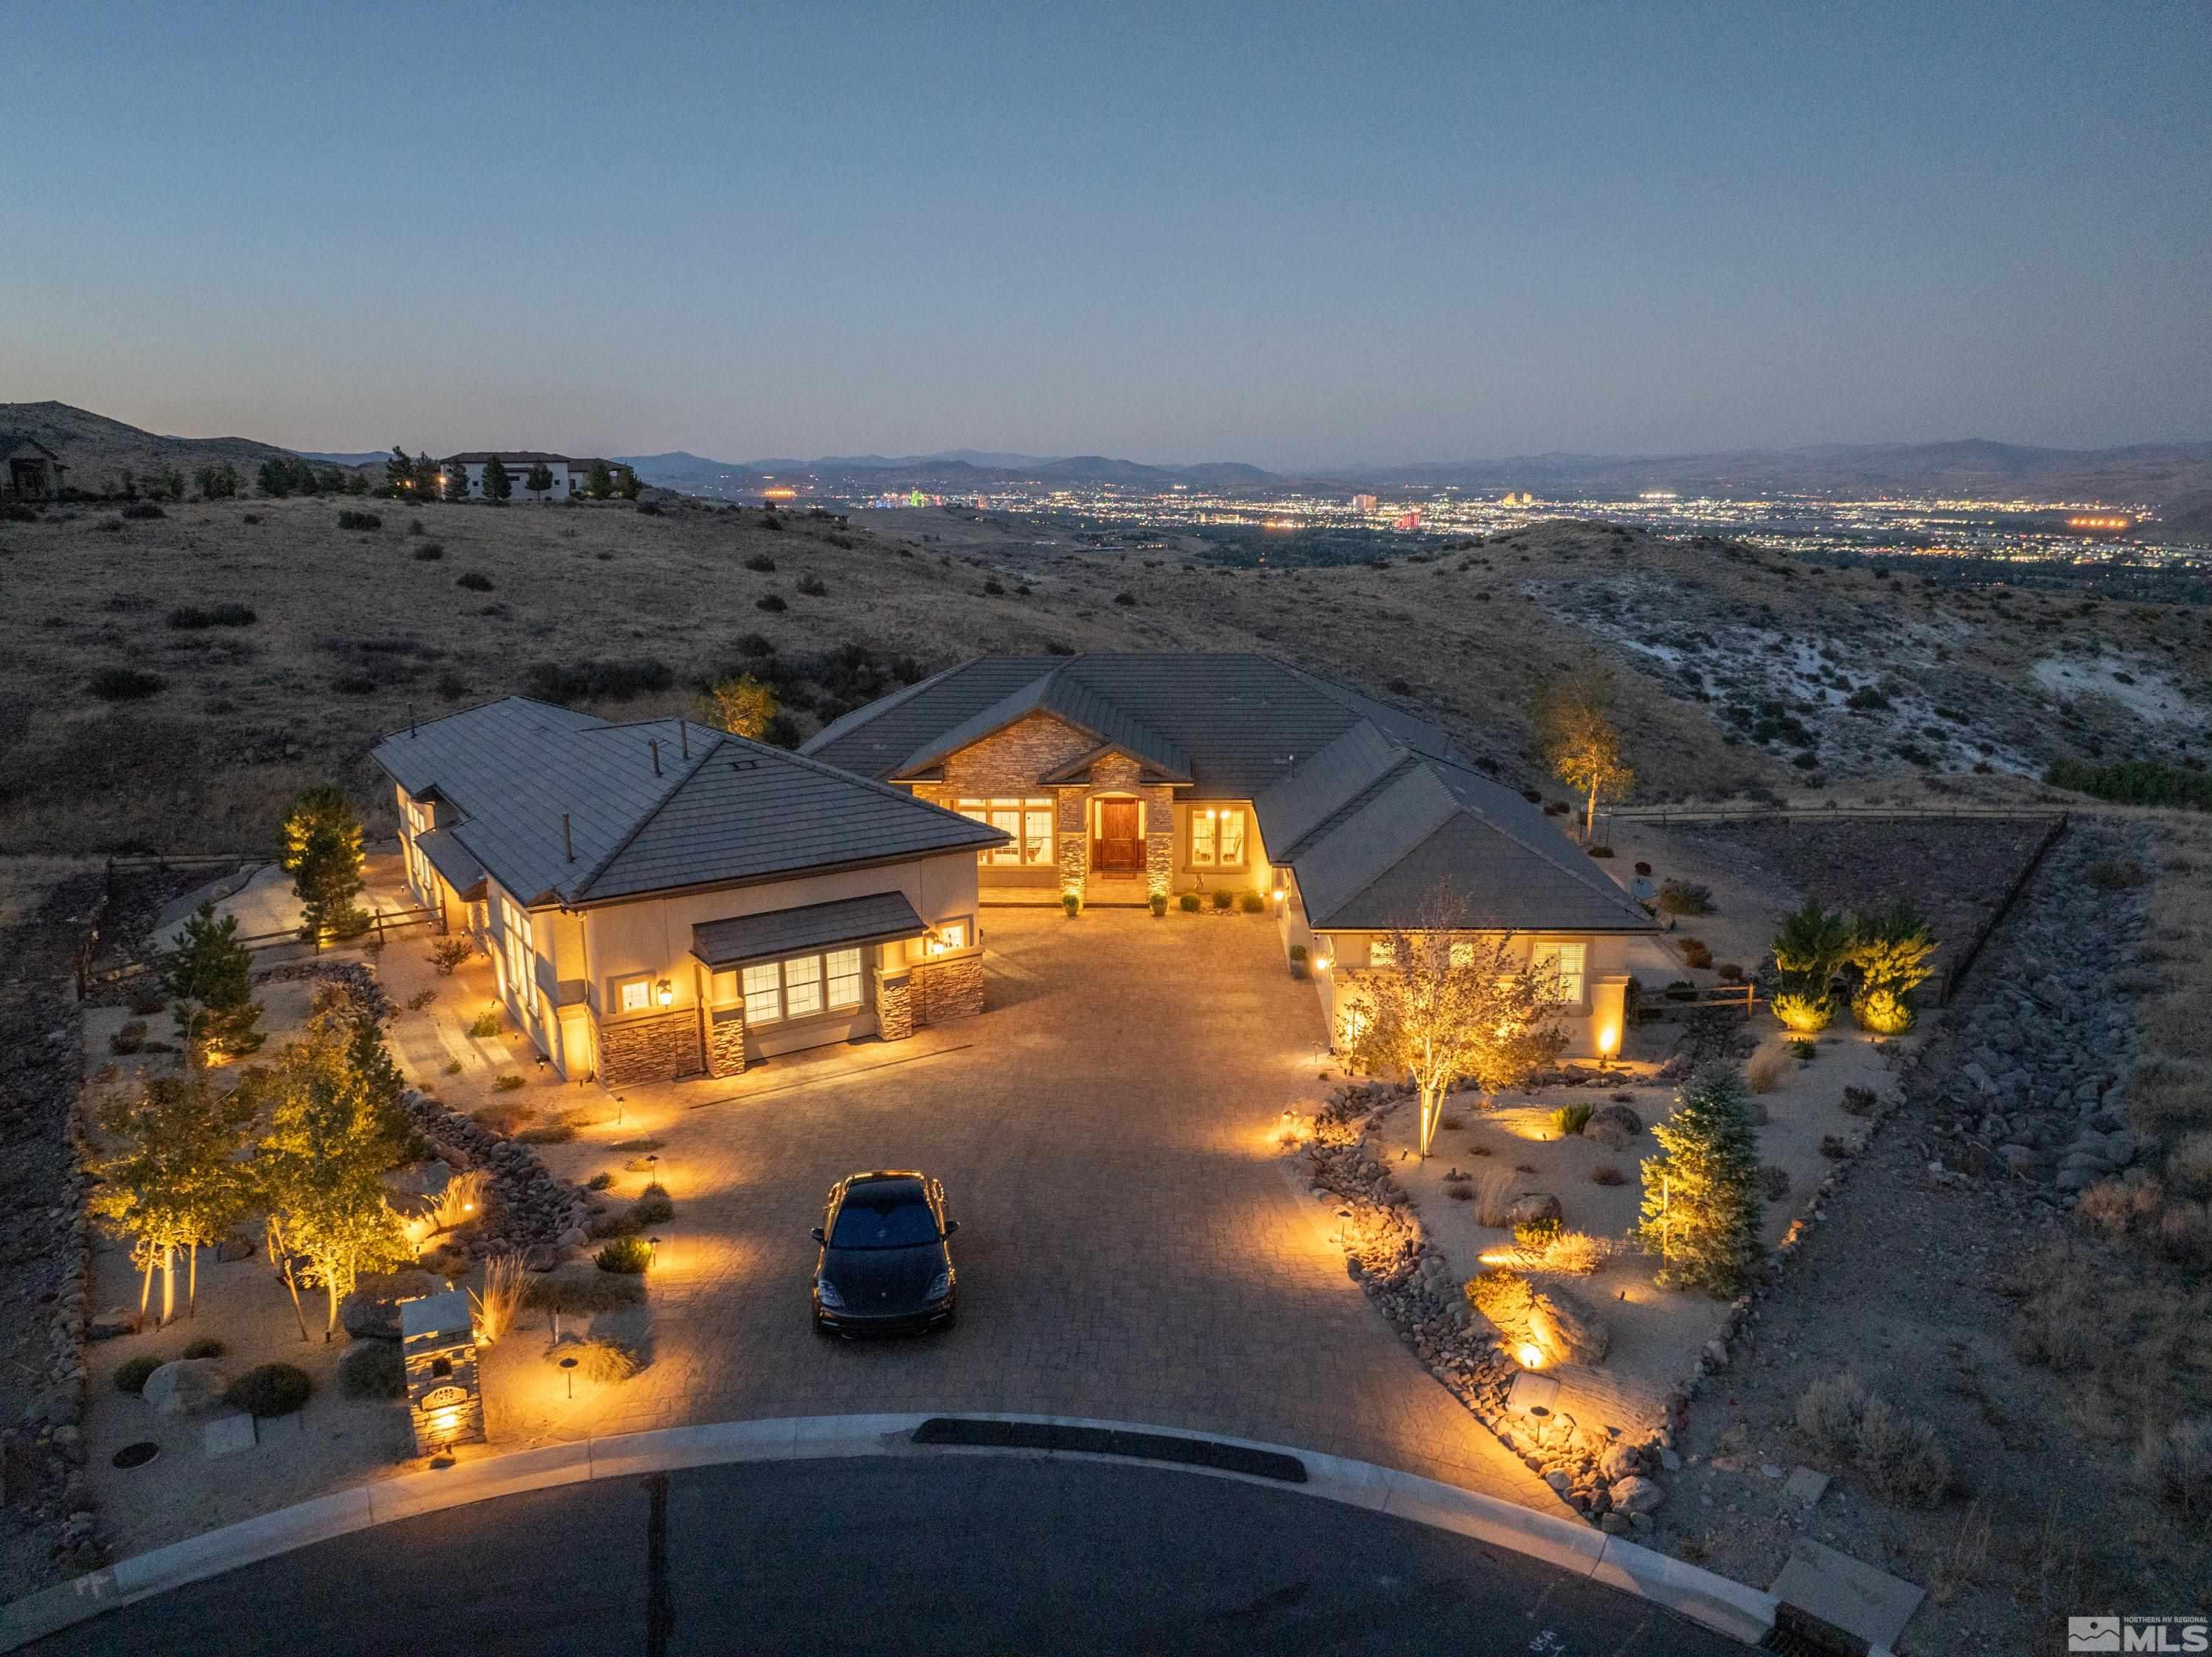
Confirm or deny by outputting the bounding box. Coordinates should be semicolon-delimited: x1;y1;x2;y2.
372;698;1004;1085
438;452;612;501
804;653;1666;1055
375;657;1665;1086
1;436;67;502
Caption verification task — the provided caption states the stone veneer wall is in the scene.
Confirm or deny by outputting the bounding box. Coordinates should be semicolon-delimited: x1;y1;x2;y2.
912;954;985;1024
877;971;915;1041
598;1010;705;1085
705;1007;746;1078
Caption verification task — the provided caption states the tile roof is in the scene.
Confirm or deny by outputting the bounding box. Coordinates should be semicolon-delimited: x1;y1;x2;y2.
805;653;1444;799
412;827;487;900
371;697;1005;909
690;892;926;968
807;652;1654;937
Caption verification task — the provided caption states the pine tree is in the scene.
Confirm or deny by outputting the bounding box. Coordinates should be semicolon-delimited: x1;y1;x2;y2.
279;785;367;941
1770;896;1851;1033
481;455;512;502
1846;901;1936;1035
524;460;554;496
585;458;614;500
166;900;265;1063
384;446;414;494
1635;1066;1763;1294
444;460;470;502
613;464;641;501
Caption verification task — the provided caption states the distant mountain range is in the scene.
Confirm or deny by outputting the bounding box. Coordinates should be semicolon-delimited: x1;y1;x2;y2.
615;437;2212;510
6;403;2208;514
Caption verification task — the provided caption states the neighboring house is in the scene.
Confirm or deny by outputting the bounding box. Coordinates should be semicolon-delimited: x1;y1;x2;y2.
437;452;612;501
372;698;1006;1085
1;436;67;501
805;653;1667;1056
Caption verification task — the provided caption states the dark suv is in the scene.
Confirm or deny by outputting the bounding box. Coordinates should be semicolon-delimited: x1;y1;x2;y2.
810;1171;959;1337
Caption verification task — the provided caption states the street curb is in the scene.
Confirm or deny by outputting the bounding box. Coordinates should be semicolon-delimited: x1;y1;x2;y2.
1;1411;1778;1650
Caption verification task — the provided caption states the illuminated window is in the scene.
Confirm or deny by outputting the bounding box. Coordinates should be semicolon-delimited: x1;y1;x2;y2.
742;962;782;1024
1368;937;1397;968
784;954;822;1018
498;899;533;1010
613;974;653;1015
1191;807;1247;867
827;948;863;1010
935;921;966;951
956;797;1054;866
1534;941;1587;1004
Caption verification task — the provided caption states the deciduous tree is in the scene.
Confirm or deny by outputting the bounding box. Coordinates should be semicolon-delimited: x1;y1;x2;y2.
1343;892;1570;1158
584;458;614;499
524;460;554;496
1535;672;1634;838
1634;1065;1762;1293
699;674;777;738
88;1073;257;1325
255;1001;413;1338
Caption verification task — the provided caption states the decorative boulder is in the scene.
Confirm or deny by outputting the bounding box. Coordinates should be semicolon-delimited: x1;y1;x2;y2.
339;1269;438;1341
215;1235;257;1263
1505;1192;1563;1229
1608;1474;1667;1514
1590;1102;1644;1139
1598;1440;1644;1483
1528;1287;1610;1366
142;1358;229;1417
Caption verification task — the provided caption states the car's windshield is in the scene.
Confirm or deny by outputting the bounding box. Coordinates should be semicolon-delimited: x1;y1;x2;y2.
829;1187;940;1249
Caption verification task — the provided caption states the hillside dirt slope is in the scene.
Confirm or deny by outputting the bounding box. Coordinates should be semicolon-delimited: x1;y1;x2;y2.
0;495;2206;854
0;401;303;495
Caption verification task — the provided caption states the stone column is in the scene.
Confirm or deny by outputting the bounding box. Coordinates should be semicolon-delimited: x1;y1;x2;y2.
877;970;915;1042
705;1007;747;1078
912;955;985;1025
1143;789;1175;899
1056;832;1088;901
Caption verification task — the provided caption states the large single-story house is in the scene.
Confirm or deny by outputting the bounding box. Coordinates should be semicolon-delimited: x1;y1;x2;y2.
804;653;1668;1055
437;453;612;501
372;698;1007;1085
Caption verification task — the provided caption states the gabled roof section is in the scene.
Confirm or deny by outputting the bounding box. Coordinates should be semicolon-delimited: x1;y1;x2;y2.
802;656;1061;779
805;653;1455;799
372;697;1005;909
887;669;1192;784
1251;722;1406;855
1281;748;1657;934
691;892;926;969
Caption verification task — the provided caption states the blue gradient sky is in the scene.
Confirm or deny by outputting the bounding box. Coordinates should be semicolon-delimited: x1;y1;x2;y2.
8;1;2209;468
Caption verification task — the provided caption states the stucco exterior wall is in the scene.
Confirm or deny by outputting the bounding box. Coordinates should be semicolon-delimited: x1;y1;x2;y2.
1309;930;1644;1062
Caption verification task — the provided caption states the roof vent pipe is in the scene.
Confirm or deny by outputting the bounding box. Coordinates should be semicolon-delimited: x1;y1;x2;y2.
649;738;661;777
563;813;574;862
679;720;689;760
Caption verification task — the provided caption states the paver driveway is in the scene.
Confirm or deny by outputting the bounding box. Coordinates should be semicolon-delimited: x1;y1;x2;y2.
504;907;1562;1512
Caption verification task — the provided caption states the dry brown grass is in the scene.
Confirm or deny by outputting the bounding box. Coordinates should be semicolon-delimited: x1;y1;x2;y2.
6;495;2196;856
1472;1166;1517;1228
427;1169;487;1235
467;1252;527;1343
1745;1044;1792;1095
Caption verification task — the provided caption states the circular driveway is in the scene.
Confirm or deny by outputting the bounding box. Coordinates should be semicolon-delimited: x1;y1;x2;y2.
46;1456;1733;1656
509;906;1557;1510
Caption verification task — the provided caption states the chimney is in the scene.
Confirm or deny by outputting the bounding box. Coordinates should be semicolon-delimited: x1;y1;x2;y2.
563;813;574;861
649;738;661;776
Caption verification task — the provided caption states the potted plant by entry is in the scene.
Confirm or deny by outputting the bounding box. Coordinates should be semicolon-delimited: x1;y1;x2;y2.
1288;944;1309;981
1062;892;1082;918
1149;892;1167;917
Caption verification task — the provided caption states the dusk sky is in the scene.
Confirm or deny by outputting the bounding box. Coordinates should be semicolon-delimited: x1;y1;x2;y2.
10;1;2210;469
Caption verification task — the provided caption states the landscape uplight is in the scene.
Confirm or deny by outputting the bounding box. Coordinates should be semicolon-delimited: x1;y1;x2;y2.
1516;1343;1545;1369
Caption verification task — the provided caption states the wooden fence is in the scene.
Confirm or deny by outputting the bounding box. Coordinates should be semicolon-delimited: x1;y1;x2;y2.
1603;804;2070;833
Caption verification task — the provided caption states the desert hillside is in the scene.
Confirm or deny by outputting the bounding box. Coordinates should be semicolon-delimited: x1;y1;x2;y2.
0;490;2205;854
0;401;312;494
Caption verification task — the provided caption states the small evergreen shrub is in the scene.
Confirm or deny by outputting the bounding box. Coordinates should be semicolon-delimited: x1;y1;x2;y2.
586;1171;616;1191
115;1354;162;1394
1211;889;1234;911
413;543;445;560
467;1010;503;1038
340;1341;406;1400
1590;1164;1626;1186
796;574;827;596
492;1074;526;1093
337;510;383;530
1657;879;1714;916
167;602;257;628
756;594;787;612
226;1363;313;1417
182;1337;225;1360
1678;937;1713;970
596;1235;653;1274
429;937;476;974
744;553;776;572
1239;892;1265;913
1179;894;1201;912
456;571;495;591
1551;1102;1593;1136
90;667;165;701
632;1183;675;1224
